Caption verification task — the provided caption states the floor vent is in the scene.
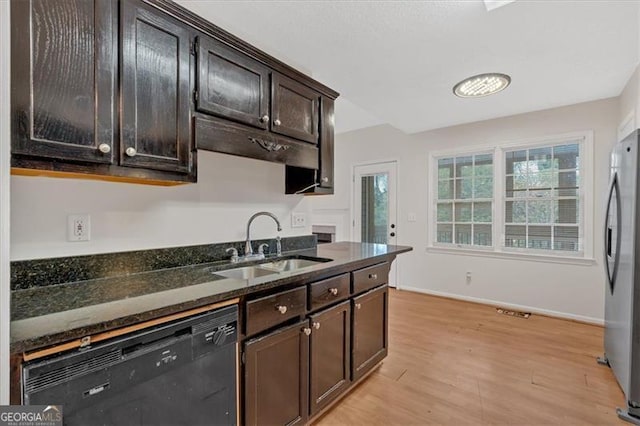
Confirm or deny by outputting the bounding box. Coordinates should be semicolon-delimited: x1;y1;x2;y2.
496;308;531;319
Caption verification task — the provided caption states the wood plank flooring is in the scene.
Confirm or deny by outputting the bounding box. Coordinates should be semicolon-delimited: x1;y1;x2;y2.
315;289;627;425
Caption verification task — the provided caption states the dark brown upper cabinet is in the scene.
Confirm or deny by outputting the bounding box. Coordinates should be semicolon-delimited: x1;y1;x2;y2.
11;0;116;165
196;36;270;130
120;0;193;174
284;96;335;195
271;73;320;144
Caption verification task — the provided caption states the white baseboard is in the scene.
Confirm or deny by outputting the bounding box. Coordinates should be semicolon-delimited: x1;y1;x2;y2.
397;286;604;326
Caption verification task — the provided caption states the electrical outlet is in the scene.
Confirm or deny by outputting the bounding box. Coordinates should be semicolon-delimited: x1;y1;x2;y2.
68;214;90;242
291;212;307;228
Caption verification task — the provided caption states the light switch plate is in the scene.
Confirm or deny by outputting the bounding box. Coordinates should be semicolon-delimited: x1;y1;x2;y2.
408;212;417;222
291;212;307;228
68;214;90;241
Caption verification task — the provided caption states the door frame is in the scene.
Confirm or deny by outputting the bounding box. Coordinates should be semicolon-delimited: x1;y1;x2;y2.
0;0;11;404
351;159;400;287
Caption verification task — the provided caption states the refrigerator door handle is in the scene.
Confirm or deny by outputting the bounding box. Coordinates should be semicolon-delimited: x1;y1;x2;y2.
604;172;621;293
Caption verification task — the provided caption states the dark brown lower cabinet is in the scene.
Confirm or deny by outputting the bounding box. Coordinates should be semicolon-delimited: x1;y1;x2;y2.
244;320;310;426
352;285;389;381
309;301;351;416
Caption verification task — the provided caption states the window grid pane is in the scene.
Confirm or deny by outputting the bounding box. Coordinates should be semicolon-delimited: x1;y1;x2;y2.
436;153;493;247
503;142;581;252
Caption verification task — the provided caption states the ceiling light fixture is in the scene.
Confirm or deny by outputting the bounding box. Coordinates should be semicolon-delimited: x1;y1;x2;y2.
453;73;511;98
483;0;516;12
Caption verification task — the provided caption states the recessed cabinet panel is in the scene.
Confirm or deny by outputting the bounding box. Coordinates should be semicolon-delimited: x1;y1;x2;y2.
244;320;309;426
309;301;351;416
197;36;270;129
319;96;335;189
120;0;192;174
271;73;319;144
11;0;115;164
352;285;388;381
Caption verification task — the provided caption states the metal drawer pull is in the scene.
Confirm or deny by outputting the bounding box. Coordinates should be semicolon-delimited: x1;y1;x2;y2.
274;119;281;126
328;288;339;296
303;327;312;336
98;143;111;154
355;303;362;310
369;273;378;280
313;322;320;330
276;305;288;314
125;147;137;157
259;114;269;123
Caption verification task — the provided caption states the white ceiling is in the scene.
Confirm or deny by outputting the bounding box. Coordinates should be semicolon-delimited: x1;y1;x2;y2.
177;0;640;135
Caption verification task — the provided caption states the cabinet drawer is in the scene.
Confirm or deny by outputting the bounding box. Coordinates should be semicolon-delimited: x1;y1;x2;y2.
352;262;390;294
246;286;307;336
309;273;350;311
195;115;319;170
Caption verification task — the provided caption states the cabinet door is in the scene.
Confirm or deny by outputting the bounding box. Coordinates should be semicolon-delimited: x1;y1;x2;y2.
244;320;309;426
309;301;351;416
120;0;192;174
318;96;335;189
11;0;116;164
352;285;388;381
271;73;319;144
196;36;270;130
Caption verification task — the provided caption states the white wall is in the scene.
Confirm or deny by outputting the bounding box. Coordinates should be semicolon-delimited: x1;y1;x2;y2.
310;98;619;323
11;151;311;260
1;0;11;405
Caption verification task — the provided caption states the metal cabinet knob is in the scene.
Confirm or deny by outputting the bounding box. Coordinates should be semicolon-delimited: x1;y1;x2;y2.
303;327;312;336
125;147;137;157
273;119;281;126
260;114;269;123
98;143;111;154
321;177;329;183
369;273;378;280
328;288;338;296
313;322;320;330
355;303;362;310
276;305;287;314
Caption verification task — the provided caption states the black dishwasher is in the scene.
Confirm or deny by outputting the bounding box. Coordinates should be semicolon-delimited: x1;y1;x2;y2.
22;305;238;426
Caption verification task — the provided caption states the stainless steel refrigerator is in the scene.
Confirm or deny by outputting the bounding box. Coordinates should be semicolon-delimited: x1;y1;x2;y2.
602;129;640;424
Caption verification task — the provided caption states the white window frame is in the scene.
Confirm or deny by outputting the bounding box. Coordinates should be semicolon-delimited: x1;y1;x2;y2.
432;150;496;251
427;130;594;265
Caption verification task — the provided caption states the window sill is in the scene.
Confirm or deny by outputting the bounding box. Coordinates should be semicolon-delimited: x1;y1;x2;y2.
425;246;597;266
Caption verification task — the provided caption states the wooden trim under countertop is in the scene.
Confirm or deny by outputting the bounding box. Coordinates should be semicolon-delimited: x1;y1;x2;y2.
22;298;240;362
11;168;188;186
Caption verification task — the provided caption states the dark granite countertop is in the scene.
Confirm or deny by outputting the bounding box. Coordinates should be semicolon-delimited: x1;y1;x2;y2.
11;242;412;353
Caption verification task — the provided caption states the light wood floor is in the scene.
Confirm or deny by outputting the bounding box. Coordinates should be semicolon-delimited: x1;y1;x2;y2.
316;289;627;425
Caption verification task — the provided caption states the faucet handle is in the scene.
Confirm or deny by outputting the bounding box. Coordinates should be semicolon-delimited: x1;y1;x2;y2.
258;243;269;256
226;248;239;263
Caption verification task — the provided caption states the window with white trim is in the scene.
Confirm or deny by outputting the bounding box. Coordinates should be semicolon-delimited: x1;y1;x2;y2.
504;143;581;252
435;154;493;247
430;133;591;260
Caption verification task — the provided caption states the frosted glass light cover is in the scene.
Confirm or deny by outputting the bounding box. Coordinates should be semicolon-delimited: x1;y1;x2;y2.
453;73;511;98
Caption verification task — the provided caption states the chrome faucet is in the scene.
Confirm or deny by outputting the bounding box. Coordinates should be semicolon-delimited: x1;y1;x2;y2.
243;211;282;261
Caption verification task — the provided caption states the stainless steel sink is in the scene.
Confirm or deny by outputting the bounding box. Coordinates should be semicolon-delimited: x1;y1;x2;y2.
213;255;332;281
215;265;278;280
259;258;324;272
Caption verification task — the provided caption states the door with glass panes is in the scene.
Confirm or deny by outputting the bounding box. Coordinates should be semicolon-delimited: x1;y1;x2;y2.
353;161;398;287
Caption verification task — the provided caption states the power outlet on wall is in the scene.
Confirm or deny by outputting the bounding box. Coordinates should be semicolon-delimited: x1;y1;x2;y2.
68;214;91;242
291;212;307;228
